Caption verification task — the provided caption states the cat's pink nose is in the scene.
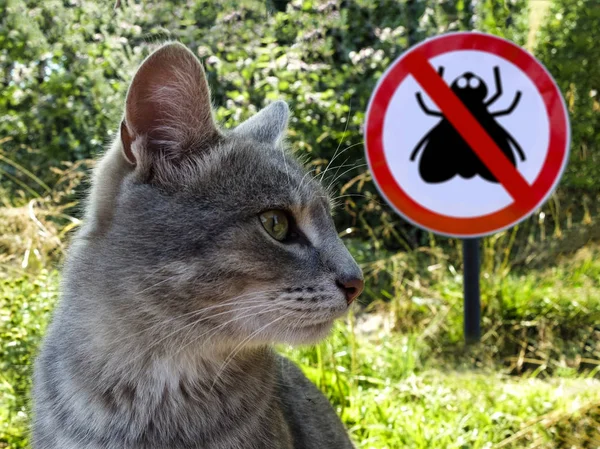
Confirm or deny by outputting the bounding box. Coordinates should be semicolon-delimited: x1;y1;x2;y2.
336;277;364;305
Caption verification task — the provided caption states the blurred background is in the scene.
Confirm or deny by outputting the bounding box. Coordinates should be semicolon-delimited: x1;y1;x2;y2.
1;0;599;448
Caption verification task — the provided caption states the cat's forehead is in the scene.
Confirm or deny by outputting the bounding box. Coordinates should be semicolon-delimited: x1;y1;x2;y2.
242;143;329;208
190;137;330;212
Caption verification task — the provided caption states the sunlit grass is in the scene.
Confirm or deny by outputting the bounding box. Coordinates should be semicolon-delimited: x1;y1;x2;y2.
1;239;600;448
281;243;600;448
285;319;600;448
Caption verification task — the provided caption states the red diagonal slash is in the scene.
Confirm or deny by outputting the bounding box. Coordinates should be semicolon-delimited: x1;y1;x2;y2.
404;52;536;209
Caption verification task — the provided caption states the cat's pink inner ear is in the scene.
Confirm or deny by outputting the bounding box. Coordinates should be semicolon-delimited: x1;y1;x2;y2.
122;42;217;157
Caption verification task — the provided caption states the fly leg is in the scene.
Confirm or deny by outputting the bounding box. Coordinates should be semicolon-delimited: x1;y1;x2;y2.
492;91;522;116
412;67;444;164
416;93;443;117
410;132;430;161
415;66;444;116
485;66;502;107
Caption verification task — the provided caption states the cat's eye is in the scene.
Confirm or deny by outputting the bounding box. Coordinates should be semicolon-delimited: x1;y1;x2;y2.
260;210;290;241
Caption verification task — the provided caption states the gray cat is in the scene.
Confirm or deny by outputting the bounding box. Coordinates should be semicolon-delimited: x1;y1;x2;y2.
32;42;363;449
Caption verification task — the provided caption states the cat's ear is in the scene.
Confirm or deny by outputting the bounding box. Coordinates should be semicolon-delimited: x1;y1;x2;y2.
120;42;218;166
234;100;289;144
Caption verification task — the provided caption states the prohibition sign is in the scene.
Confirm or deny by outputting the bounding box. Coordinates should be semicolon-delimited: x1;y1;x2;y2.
365;32;570;237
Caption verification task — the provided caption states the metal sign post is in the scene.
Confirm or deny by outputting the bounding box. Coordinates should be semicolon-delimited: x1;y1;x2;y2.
462;238;481;343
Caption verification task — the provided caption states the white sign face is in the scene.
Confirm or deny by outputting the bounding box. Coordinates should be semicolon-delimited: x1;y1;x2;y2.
383;50;549;218
364;32;570;237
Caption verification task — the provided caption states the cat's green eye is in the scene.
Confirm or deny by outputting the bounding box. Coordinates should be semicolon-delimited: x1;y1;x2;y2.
260;210;289;241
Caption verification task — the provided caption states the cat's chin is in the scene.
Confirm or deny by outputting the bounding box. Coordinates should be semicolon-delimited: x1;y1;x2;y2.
279;320;335;346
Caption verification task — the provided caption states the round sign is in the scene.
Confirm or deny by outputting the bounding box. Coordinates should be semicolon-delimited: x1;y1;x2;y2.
365;32;570;237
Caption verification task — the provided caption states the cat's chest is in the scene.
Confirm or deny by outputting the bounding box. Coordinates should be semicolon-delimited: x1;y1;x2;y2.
50;365;293;449
128;378;290;449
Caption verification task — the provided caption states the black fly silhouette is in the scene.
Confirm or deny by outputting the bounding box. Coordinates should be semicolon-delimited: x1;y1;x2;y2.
410;66;526;183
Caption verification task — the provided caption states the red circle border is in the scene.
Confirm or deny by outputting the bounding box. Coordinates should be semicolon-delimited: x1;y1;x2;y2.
365;32;570;237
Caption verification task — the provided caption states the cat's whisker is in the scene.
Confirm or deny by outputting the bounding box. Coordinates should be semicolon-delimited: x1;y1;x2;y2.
208;310;296;394
107;302;253;351
330;193;369;201
170;303;283;361
326;163;368;193
332;157;356;188
319;105;353;181
118;302;281;372
284;310;311;343
297;151;363;198
87;302;281;389
136;274;180;295
280;145;291;188
103;290;284;349
137;264;173;281
321;158;365;179
318;141;364;182
159;300;278;343
166;300;280;350
106;292;282;354
278;311;297;345
174;299;280;354
294;167;319;196
325;156;351;189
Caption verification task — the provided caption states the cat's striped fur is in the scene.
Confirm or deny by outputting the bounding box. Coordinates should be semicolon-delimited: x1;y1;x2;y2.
32;42;363;449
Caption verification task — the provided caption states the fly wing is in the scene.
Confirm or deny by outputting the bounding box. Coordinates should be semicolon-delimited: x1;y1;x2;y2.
476;118;519;183
417;121;460;184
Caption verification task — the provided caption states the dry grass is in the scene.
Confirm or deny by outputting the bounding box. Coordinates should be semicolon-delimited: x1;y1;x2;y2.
0;145;90;276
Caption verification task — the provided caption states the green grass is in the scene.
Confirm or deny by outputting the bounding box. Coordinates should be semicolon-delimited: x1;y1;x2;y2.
0;270;59;449
283;323;600;448
284;243;600;448
2;243;599;448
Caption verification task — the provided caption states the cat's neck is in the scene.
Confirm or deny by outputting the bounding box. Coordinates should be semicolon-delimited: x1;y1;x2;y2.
91;323;279;404
61;314;286;447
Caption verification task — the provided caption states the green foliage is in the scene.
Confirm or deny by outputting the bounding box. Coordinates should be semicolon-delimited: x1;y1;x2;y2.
4;0;597;266
1;0;530;249
0;0;134;180
2;0;598;261
0;270;59;449
528;0;600;255
536;0;600;193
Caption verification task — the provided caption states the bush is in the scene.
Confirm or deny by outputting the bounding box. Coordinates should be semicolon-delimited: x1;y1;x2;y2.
535;0;600;194
2;0;530;250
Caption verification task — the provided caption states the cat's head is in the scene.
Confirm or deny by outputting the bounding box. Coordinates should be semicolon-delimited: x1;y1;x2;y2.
84;42;363;350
